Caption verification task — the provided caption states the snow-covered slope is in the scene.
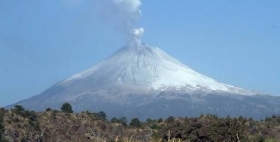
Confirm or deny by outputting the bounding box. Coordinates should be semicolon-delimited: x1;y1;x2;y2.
9;43;280;120
62;44;256;96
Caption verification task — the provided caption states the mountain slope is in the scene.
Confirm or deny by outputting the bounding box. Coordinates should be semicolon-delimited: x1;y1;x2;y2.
8;44;280;119
62;44;256;95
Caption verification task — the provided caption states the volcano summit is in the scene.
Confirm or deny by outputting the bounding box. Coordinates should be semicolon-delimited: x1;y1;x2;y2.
11;44;280;119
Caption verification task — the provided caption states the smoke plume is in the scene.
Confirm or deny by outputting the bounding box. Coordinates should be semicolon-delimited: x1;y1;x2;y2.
95;0;144;46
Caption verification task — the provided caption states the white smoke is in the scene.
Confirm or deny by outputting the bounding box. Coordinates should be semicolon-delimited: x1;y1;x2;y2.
95;0;144;46
130;27;144;46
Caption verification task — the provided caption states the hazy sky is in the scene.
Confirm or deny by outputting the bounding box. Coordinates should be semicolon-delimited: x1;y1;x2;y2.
0;0;279;107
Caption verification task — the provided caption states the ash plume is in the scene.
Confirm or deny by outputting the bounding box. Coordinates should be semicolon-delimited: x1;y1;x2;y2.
95;0;144;46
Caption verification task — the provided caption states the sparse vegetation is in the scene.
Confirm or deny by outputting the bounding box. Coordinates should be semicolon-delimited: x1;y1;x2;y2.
1;105;280;141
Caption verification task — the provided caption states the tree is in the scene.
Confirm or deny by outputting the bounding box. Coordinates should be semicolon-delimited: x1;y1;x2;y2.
12;105;26;117
111;117;127;126
60;103;73;113
14;105;25;112
12;105;25;115
120;117;128;126
45;108;51;112
97;111;107;120
146;118;153;123
0;108;5;141
130;118;141;127
166;116;174;123
111;117;118;123
158;118;163;123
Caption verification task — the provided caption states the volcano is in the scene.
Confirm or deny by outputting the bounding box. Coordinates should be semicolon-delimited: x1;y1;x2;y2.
10;44;280;119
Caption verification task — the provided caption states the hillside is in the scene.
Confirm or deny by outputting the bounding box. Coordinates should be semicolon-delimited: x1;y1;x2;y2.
1;105;280;142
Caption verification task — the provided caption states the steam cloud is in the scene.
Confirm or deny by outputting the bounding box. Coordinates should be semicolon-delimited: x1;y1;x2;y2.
96;0;144;46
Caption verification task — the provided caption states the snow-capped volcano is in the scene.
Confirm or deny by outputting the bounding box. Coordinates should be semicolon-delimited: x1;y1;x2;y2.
9;44;280;120
62;44;255;95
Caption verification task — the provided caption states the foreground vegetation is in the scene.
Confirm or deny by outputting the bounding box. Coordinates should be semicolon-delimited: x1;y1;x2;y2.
0;104;280;142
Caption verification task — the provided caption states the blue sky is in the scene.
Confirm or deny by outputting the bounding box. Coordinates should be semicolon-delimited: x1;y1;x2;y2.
0;0;279;107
